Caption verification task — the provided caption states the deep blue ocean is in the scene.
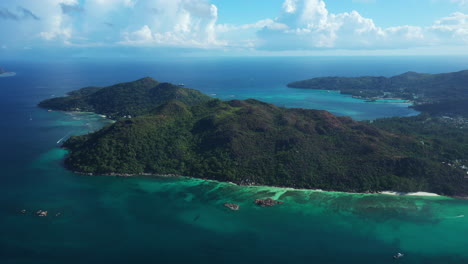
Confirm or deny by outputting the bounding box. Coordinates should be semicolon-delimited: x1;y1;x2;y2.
1;56;468;264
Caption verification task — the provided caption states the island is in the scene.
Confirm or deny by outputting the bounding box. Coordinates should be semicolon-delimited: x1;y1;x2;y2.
39;77;468;196
288;70;468;116
0;67;16;78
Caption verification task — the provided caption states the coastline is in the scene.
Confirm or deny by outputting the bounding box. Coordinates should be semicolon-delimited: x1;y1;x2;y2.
70;168;454;199
353;96;411;103
46;87;456;200
379;191;440;197
300;88;413;105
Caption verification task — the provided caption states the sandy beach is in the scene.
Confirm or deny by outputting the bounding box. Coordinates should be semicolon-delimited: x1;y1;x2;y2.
380;191;440;197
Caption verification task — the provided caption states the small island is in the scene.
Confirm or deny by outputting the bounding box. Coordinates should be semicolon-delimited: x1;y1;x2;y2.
39;77;468;196
288;70;468;117
0;67;16;78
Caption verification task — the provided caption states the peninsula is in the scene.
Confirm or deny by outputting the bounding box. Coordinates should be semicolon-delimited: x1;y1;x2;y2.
288;70;468;116
39;77;468;196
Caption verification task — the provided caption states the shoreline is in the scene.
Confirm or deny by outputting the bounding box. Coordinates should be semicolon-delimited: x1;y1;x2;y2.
291;88;414;105
379;191;440;197
46;96;455;200
71;169;455;199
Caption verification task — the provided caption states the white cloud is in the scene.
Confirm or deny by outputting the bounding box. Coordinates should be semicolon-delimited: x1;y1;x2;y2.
39;13;73;42
215;19;289;48
0;0;467;54
120;0;223;48
92;0;136;9
0;0;77;45
255;0;468;51
124;25;153;42
428;12;468;44
216;19;288;34
257;1;386;50
283;0;298;13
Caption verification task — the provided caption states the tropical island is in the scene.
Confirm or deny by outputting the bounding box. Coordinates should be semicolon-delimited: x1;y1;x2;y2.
288;70;468;116
0;67;16;77
39;77;468;196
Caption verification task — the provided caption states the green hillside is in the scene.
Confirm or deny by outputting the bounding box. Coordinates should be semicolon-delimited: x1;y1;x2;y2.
38;77;211;119
60;101;468;195
38;77;468;196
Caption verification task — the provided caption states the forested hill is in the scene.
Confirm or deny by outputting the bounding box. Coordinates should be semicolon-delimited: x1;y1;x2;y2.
38;77;212;119
49;77;467;196
288;70;468;116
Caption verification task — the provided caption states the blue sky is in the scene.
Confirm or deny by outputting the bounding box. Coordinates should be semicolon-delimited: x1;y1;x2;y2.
0;0;467;58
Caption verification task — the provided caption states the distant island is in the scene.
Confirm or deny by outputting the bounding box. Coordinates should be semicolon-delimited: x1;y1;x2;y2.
0;67;16;78
39;77;468;196
288;70;468;116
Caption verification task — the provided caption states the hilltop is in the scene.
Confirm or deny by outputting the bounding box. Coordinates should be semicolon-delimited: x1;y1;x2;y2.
38;77;211;119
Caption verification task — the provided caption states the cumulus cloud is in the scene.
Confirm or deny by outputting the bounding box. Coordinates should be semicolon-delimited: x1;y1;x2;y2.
0;0;467;53
257;0;387;50
255;0;468;50
121;0;223;48
37;1;78;43
39;15;72;42
428;12;468;44
0;0;226;48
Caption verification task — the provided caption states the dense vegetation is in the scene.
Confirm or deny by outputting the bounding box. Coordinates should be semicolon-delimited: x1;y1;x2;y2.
372;114;468;163
38;78;468;196
38;77;467;196
288;70;468;116
38;77;212;119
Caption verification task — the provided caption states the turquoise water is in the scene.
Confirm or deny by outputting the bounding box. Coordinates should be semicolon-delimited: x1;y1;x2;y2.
213;89;415;120
1;57;468;263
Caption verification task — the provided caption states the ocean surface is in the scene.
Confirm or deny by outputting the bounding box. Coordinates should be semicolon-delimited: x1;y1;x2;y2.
1;56;468;263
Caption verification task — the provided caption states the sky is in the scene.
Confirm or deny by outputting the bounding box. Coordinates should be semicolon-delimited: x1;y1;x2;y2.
0;0;467;58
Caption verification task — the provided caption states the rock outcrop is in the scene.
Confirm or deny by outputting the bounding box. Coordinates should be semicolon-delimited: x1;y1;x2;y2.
224;203;240;211
254;198;283;207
